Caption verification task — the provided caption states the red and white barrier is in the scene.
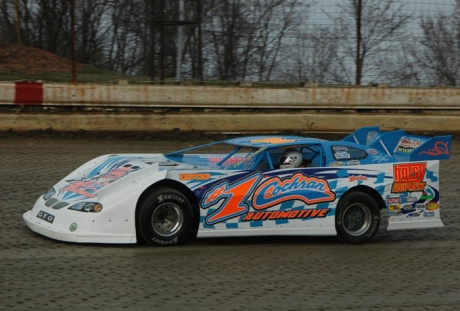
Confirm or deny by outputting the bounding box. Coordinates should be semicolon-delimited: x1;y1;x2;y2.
1;82;460;109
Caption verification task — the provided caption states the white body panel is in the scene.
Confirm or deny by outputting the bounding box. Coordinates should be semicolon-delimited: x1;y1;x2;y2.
24;156;168;243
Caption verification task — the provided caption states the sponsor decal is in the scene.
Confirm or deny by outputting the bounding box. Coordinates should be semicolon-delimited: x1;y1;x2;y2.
403;195;417;203
333;146;348;152
61;181;101;198
415;203;426;211
426;202;439;211
367;149;378;155
252;173;336;210
402;204;414;211
389;204;401;212
330;161;345;167
335;152;350;159
349;175;367;182
419;141;449;156
242;209;331;221
207;157;243;163
407;212;420;218
61;163;140;198
392;162;427;193
423;211;435;218
37;210;55;224
201;172;336;225
397;147;414;153
396;136;423;153
347;160;361;166
386;197;401;204
179;173;211;180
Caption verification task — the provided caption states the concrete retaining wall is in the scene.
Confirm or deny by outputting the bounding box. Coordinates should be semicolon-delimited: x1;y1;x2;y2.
1;82;459;133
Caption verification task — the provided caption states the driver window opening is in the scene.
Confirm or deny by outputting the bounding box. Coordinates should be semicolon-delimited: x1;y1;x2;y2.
268;145;323;169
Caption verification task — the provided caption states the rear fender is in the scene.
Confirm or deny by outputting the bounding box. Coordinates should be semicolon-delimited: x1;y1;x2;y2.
387;160;444;231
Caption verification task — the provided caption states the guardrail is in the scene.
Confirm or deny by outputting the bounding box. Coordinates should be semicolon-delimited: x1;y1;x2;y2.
0;82;459;133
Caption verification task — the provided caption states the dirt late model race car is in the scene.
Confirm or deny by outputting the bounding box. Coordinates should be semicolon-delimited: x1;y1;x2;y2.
23;126;451;245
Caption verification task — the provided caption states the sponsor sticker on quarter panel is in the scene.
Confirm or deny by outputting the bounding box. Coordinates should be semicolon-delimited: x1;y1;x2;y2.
392;162;427;193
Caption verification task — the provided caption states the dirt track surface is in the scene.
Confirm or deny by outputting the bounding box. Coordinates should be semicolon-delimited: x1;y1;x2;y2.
1;132;460;311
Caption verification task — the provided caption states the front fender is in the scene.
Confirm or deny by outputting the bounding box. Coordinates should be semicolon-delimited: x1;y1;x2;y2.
80;164;168;241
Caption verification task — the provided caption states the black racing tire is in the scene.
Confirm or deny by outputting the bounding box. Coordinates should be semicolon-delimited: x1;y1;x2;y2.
137;186;193;246
335;192;380;244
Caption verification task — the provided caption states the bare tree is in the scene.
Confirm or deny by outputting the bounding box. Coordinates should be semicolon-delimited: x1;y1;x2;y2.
279;27;344;84
410;2;460;86
74;0;112;66
0;0;71;54
174;0;207;81
329;0;414;85
204;0;250;80
106;0;137;73
34;0;71;55
0;1;17;43
108;0;161;77
377;44;423;86
252;0;303;81
202;0;303;81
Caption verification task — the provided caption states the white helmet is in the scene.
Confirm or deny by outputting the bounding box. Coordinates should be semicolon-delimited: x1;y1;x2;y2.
279;149;303;169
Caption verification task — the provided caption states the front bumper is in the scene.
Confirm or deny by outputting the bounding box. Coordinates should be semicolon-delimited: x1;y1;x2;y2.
23;198;136;244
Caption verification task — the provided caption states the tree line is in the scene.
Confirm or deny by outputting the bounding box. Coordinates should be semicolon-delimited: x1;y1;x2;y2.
0;0;459;86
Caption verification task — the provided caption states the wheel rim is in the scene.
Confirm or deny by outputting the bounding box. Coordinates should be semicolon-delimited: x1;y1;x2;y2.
341;203;372;236
151;202;184;237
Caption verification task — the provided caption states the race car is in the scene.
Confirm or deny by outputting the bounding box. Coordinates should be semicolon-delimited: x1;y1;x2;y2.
23;126;452;245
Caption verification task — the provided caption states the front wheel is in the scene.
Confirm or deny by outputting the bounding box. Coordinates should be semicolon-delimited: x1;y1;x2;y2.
335;192;380;244
137;186;193;246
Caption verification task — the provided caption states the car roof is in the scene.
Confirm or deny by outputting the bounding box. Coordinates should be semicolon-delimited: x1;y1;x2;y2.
224;136;325;148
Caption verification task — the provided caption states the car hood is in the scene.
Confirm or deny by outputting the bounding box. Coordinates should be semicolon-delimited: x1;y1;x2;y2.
47;154;191;203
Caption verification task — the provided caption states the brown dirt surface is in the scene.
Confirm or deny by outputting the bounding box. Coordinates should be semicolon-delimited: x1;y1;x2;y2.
2;136;460;311
0;43;79;74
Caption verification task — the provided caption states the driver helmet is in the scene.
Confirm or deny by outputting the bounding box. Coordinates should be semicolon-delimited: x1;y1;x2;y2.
279;149;303;169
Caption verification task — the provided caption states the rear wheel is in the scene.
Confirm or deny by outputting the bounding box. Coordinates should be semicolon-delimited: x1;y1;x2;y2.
137;186;193;246
335;192;380;244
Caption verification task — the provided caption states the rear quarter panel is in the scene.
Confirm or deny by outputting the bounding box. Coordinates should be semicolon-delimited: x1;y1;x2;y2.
166;159;443;237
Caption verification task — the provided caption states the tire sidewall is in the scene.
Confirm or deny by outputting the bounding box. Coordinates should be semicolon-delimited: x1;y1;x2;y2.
335;192;380;244
138;188;193;246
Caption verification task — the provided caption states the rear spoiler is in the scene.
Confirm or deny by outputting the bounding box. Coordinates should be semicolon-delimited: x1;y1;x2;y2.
342;126;452;161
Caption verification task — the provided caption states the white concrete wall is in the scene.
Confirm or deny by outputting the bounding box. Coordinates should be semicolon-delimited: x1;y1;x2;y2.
1;83;460;109
1;83;459;133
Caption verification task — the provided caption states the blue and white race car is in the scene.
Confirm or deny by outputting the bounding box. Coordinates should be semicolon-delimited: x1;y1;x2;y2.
23;126;452;245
